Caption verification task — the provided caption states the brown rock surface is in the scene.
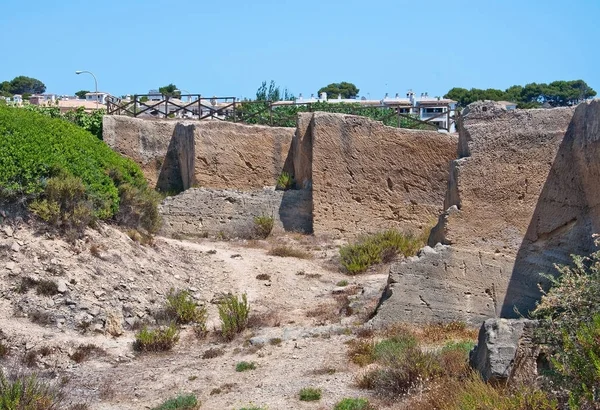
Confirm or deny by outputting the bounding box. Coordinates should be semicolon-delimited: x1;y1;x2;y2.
103;116;295;191
375;101;600;325
303;112;457;237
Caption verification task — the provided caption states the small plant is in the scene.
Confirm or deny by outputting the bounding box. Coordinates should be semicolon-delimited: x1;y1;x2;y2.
268;246;310;259
133;324;180;352
18;277;37;294
71;344;104;363
339;229;424;274
152;393;199;410
336;280;349;287
334;398;372;410
218;293;250;341
202;348;224;359
235;361;256;372
253;215;274;239
36;279;59;296
0;371;64;409
165;289;207;326
0;342;8;358
276;171;295;190
90;243;101;258
255;273;271;281
269;338;282;346
299;387;322;401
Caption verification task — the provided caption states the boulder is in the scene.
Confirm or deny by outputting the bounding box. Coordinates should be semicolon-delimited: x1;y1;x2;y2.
469;318;539;384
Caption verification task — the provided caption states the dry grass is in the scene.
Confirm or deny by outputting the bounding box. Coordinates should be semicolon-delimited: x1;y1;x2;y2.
202;348;225;359
71;344;105;363
247;310;281;328
387;322;479;344
267;246;311;259
255;273;271;281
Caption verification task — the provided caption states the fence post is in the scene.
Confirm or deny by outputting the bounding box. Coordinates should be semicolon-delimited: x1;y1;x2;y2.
165;96;169;119
233;100;236;123
269;102;273;126
397;108;401;128
133;95;137;117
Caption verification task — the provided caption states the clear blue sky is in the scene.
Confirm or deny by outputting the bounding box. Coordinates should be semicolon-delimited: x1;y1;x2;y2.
1;0;598;99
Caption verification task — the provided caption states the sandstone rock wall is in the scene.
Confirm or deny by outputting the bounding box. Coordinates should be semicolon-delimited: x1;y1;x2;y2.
373;101;600;326
103;116;295;191
159;188;312;238
300;112;458;237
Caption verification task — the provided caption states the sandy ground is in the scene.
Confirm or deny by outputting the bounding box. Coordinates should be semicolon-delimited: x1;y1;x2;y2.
0;221;396;409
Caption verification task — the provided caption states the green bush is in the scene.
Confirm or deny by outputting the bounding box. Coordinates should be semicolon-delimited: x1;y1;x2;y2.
152;394;198;410
218;293;250;341
298;387;321;401
339;229;424;274
24;105;104;139
235;361;256;372
532;236;600;408
115;183;161;234
133;324;180;352
334;398;372;410
253;215;274;239
165;289;207;326
0;105;159;235
0;371;64;409
276;171;295;190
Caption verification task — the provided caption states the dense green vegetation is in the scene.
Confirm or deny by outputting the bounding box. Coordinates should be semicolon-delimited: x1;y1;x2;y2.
318;81;360;99
339;230;425;274
532;236;600;408
0;105;158;235
23;104;104;139
445;79;596;108
0;75;46;97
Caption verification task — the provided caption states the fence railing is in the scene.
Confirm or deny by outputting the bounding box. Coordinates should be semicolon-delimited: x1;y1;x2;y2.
106;95;455;131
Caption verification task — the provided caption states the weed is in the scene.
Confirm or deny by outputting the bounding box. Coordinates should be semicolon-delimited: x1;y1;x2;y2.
116;183;162;235
312;367;337;375
238;406;266;410
253;215;274;239
347;339;376;367
269;338;282;346
339;229;424;274
276;171;295;190
299;387;322;401
36;280;59;296
152;393;199;410
255;273;271;281
336;280;349;287
268;246;310;259
202;348;224;359
334;398;372;410
247;310;281;328
18;277;37;294
0;370;64;409
29;310;54;326
0;342;8;358
235;361;256;372
71;344;104;363
166;289;207;326
90;243;101;258
218;293;250;341
133;324;180;352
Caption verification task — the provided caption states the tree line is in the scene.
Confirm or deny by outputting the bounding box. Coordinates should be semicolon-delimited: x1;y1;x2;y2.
444;80;596;108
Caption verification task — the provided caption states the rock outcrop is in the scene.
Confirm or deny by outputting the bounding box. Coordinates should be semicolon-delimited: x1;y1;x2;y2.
469;318;539;385
298;112;457;237
374;101;600;325
103;116;295;191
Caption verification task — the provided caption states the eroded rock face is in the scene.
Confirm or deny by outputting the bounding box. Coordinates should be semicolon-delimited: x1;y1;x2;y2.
302;112;457;237
103;116;295;191
374;100;600;325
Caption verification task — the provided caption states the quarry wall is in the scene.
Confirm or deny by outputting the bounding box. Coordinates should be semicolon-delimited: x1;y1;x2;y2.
373;101;600;326
303;112;457;237
103;116;295;192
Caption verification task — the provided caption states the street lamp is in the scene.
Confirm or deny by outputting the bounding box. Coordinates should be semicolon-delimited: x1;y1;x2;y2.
75;70;98;109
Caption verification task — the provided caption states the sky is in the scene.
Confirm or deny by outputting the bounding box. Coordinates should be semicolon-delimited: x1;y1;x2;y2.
1;0;598;100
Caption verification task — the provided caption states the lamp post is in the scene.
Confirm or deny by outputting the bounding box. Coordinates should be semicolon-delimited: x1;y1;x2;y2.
75;70;98;109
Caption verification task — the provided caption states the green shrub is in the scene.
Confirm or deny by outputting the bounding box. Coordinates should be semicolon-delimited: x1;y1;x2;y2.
24;105;105;139
133;325;179;352
299;387;321;401
276;171;295;190
35;280;59;297
235;361;256;372
165;289;207;326
0;371;64;409
339;230;424;274
253;215;274;239
0;105;158;234
336;280;349;287
532;236;600;408
115;183;162;234
152;393;199;410
334;398;372;410
218;293;250;340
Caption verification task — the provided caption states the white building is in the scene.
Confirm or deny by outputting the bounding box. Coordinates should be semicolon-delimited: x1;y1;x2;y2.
85;92;110;104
